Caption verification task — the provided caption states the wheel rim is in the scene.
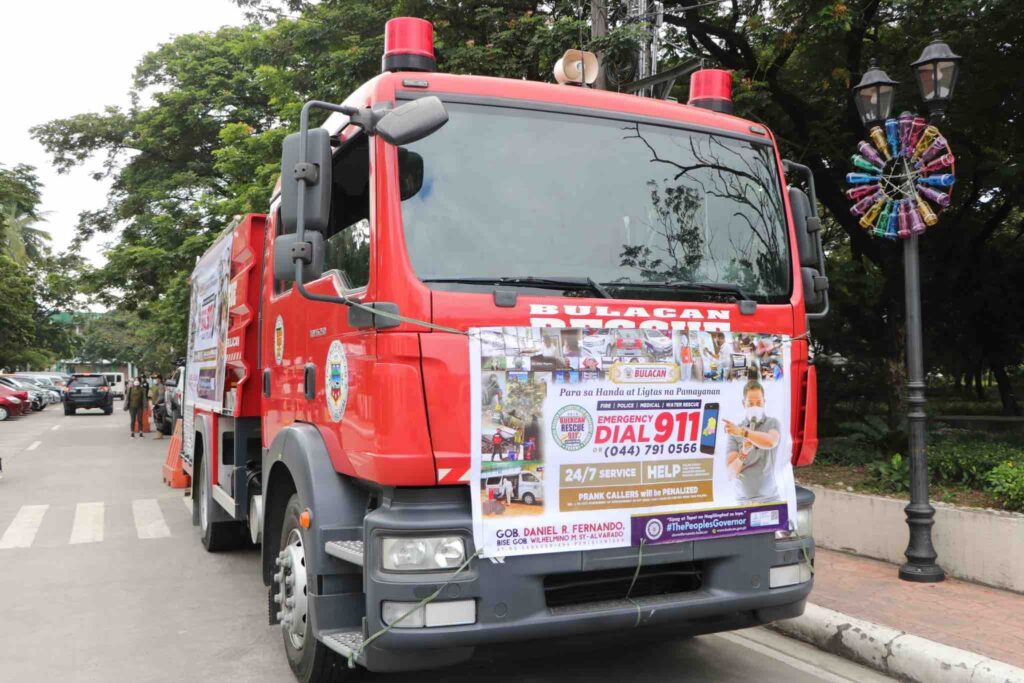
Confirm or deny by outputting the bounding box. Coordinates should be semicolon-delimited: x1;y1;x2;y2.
0;407;7;420
275;529;309;651
199;460;209;532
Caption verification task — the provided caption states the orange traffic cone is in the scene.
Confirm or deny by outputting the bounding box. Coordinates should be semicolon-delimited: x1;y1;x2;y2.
162;420;190;489
141;405;152;433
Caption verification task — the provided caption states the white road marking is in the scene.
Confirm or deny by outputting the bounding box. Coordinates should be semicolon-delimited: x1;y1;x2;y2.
132;499;171;539
69;502;105;544
0;505;49;549
26;441;41;451
51;424;60;431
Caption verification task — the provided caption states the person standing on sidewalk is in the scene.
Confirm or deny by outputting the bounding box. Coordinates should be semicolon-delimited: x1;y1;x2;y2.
124;378;147;437
148;373;165;440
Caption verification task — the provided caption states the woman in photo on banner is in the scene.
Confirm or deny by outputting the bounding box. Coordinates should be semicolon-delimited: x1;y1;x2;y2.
723;380;781;503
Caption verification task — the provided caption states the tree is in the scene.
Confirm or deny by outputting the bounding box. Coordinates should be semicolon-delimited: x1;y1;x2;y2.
0;256;37;369
655;0;1024;418
0;164;49;265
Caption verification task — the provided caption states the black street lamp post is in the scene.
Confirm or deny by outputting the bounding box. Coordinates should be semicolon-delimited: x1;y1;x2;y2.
851;35;962;583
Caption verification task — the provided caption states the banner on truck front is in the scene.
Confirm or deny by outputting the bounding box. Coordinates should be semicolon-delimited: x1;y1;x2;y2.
182;232;234;462
469;327;796;558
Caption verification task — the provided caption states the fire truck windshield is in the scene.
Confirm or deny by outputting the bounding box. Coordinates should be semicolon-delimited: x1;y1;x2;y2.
399;102;791;302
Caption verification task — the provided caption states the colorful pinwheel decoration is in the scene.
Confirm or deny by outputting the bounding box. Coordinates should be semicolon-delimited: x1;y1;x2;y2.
845;112;955;240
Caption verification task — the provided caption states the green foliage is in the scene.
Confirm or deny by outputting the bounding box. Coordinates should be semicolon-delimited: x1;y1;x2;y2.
928;438;1022;488
838;415;906;454
868;453;911;493
0;163;49;265
0;255;37;368
985;462;1024;511
76;310;180;374
816;437;883;466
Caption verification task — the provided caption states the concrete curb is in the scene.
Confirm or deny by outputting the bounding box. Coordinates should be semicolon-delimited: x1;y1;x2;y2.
769;603;1024;683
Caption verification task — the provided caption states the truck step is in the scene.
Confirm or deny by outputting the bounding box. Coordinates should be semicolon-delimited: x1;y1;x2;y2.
324;540;364;566
320;629;365;663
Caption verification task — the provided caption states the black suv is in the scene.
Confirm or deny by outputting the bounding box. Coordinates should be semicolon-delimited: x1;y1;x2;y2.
64;374;114;415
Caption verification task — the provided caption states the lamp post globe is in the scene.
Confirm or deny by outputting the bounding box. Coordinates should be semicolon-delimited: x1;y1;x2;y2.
853;59;898;128
911;31;962;120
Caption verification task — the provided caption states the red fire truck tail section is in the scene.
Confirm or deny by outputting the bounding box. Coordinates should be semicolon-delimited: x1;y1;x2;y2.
224;213;266;417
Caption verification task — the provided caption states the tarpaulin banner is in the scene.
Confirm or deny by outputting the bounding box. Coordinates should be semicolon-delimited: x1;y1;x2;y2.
182;231;234;463
469;327;795;558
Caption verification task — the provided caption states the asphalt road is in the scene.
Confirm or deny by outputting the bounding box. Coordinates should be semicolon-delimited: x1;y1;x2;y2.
0;406;894;683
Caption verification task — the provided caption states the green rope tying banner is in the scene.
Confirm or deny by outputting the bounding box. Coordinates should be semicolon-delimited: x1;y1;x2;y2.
347;547;483;669
788;519;815;576
624;539;647;628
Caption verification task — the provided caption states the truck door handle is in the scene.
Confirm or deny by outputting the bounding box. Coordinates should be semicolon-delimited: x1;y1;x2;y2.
263;368;271;397
304;364;316;400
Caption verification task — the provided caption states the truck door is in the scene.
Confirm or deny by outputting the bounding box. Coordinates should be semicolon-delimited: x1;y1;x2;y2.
261;208;305;446
297;130;375;454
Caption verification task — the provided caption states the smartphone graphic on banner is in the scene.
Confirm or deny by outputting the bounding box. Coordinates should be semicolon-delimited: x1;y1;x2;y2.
700;403;720;455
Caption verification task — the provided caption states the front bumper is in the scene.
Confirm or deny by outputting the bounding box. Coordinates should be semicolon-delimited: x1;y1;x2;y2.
322;487;814;672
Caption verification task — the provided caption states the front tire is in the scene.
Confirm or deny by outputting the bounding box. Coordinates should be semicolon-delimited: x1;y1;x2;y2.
198;455;247;552
0;406;8;421
276;494;350;683
65;407;75;416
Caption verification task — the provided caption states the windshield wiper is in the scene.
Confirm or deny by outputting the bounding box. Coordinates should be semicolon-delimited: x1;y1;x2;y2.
423;276;611;299
603;280;752;301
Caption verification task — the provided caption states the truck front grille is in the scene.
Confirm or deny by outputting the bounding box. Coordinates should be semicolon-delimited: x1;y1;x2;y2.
543;562;702;608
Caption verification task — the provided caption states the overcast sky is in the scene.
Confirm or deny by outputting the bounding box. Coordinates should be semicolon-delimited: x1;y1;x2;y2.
1;0;248;263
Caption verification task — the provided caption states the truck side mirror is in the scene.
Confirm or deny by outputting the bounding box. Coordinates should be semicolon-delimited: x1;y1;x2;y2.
789;187;819;269
274;232;324;284
789;186;829;314
375;96;448;147
784;160;829;319
280;128;333;234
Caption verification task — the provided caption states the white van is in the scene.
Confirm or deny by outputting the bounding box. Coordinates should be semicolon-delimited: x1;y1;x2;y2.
484;472;544;505
104;373;126;399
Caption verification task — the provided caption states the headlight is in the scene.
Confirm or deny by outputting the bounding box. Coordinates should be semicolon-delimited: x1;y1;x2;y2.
381;536;466;572
775;506;813;540
796;506;813;538
9;397;21;404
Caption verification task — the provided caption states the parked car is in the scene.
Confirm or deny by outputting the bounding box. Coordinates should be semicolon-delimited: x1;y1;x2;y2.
0;393;22;421
63;374;114;415
11;374;62;404
0;376;46;411
158;366;184;434
103;372;126;399
0;384;31;416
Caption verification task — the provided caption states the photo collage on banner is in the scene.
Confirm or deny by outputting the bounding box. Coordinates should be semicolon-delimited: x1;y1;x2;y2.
470;327;795;558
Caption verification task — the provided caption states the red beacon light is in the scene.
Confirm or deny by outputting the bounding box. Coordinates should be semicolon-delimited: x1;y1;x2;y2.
688;69;733;115
382;17;436;73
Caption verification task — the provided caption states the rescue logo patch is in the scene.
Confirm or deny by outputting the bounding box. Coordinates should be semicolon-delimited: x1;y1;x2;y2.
325;340;349;423
551;404;594;451
273;315;285;365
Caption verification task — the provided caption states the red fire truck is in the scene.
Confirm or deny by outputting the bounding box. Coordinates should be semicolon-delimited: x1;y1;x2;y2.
181;16;827;682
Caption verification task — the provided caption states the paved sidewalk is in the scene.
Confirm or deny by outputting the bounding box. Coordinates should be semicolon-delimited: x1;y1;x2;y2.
811;547;1024;669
